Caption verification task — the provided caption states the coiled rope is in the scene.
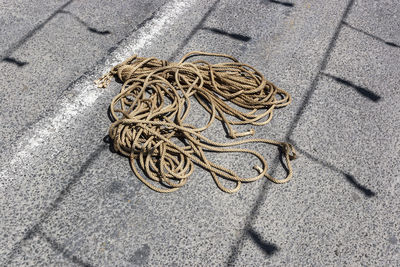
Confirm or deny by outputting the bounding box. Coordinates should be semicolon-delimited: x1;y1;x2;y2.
96;51;297;193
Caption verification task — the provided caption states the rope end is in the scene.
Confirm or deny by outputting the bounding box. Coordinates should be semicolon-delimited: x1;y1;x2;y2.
94;73;113;88
284;143;297;160
253;165;263;173
230;129;255;138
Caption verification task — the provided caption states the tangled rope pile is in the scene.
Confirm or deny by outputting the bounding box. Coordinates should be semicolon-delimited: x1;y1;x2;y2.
95;51;297;193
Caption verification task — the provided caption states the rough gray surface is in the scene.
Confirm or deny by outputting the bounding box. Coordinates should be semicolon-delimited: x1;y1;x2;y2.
0;0;168;151
1;0;399;266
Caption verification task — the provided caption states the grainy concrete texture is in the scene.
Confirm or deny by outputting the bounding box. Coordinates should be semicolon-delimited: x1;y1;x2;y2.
1;0;399;266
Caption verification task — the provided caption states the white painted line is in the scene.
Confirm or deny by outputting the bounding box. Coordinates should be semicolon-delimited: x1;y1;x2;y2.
115;0;192;64
0;0;196;189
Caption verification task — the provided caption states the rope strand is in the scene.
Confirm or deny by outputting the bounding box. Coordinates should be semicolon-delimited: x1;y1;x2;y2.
97;51;297;193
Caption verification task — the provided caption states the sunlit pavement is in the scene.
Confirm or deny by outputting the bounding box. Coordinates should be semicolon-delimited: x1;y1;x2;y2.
1;0;399;265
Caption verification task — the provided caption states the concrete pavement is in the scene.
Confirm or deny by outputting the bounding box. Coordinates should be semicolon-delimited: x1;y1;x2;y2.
1;0;399;266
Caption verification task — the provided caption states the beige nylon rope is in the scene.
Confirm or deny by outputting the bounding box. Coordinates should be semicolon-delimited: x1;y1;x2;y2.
95;51;297;193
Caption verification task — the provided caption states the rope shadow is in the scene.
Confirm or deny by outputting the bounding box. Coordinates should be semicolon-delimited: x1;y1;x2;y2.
261;0;294;7
246;227;279;256
2;57;28;67
322;72;381;102
225;160;279;265
201;27;251;42
59;10;111;35
343;21;400;48
288;139;376;197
